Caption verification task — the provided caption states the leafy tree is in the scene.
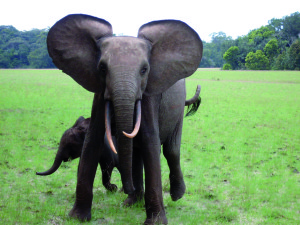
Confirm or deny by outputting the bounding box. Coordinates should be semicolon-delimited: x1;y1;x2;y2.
232;36;252;69
27;30;54;68
245;50;270;70
268;18;283;32
223;46;240;69
272;52;287;70
281;12;300;46
222;63;232;70
0;49;11;68
28;48;54;68
199;55;216;68
221;11;299;70
249;26;274;39
206;32;234;67
285;39;300;70
269;12;300;49
272;39;300;70
0;26;19;44
264;39;279;63
0;26;54;68
199;44;216;68
0;26;21;68
248;26;275;52
5;37;30;67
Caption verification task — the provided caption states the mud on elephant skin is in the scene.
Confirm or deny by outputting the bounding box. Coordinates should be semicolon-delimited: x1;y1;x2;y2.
36;87;201;191
36;116;119;192
43;14;203;224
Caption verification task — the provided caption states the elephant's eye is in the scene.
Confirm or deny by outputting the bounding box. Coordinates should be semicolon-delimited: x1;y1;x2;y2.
140;67;147;75
99;63;107;74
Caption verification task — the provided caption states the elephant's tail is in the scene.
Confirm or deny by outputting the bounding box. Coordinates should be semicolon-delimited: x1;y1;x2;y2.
185;85;201;117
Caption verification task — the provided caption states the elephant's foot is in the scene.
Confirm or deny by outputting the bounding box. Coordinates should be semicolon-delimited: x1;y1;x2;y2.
69;203;92;222
123;190;144;206
144;213;168;225
104;183;118;192
169;174;186;201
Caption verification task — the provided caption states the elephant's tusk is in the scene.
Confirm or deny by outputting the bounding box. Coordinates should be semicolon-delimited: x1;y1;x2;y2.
105;101;118;154
123;100;141;138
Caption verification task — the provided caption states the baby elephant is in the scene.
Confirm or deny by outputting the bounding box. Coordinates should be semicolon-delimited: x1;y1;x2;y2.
36;85;201;192
36;116;119;192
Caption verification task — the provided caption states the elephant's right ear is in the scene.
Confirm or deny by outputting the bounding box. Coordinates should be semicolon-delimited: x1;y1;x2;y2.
47;14;113;93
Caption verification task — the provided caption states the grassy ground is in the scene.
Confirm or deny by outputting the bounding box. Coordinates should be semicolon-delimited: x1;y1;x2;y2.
0;69;299;224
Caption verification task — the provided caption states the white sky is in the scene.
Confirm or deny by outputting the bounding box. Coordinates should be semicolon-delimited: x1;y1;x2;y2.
1;0;299;42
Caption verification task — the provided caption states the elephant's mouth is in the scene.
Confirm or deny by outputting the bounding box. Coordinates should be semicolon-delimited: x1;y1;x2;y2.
105;100;141;154
66;157;74;162
62;156;74;162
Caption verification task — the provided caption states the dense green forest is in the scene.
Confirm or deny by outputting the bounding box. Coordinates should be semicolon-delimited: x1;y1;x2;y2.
0;27;54;68
200;12;300;70
0;12;299;70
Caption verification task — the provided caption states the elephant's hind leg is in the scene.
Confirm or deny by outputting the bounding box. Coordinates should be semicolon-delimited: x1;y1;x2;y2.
163;117;186;201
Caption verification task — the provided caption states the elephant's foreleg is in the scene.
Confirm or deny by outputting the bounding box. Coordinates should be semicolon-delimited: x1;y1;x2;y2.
140;95;168;225
133;146;144;198
69;94;105;221
163;115;186;201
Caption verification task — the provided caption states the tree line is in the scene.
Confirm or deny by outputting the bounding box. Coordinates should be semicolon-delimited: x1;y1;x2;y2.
200;12;300;70
0;12;299;70
0;26;54;68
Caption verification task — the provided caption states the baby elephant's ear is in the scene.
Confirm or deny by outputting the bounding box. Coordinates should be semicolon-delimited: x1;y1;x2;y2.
138;20;203;96
47;14;113;93
73;116;85;128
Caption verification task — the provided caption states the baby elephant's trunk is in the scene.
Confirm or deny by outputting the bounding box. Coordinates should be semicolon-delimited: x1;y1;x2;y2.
36;151;64;176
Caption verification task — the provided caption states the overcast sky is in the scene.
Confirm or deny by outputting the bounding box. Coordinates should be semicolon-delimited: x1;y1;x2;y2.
1;0;299;42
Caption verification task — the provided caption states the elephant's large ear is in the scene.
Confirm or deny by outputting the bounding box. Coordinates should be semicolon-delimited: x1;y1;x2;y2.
47;14;113;93
138;20;202;96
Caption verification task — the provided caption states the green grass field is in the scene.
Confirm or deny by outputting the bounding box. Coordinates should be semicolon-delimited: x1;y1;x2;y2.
0;69;299;224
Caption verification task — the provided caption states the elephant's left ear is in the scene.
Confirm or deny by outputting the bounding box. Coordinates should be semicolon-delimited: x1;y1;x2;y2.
138;20;203;96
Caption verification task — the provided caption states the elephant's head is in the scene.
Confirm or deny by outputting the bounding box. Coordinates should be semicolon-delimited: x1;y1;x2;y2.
46;14;202;194
36;116;90;176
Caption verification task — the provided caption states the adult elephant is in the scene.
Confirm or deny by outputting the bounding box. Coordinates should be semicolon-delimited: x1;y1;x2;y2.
36;88;201;192
46;14;202;224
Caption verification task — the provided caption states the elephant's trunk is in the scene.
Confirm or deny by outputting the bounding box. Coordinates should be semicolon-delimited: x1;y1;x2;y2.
111;96;136;195
36;153;63;176
106;101;141;153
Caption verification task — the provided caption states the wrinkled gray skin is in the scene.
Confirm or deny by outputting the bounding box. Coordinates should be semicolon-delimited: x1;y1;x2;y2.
36;86;200;192
36;116;119;192
45;14;203;224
